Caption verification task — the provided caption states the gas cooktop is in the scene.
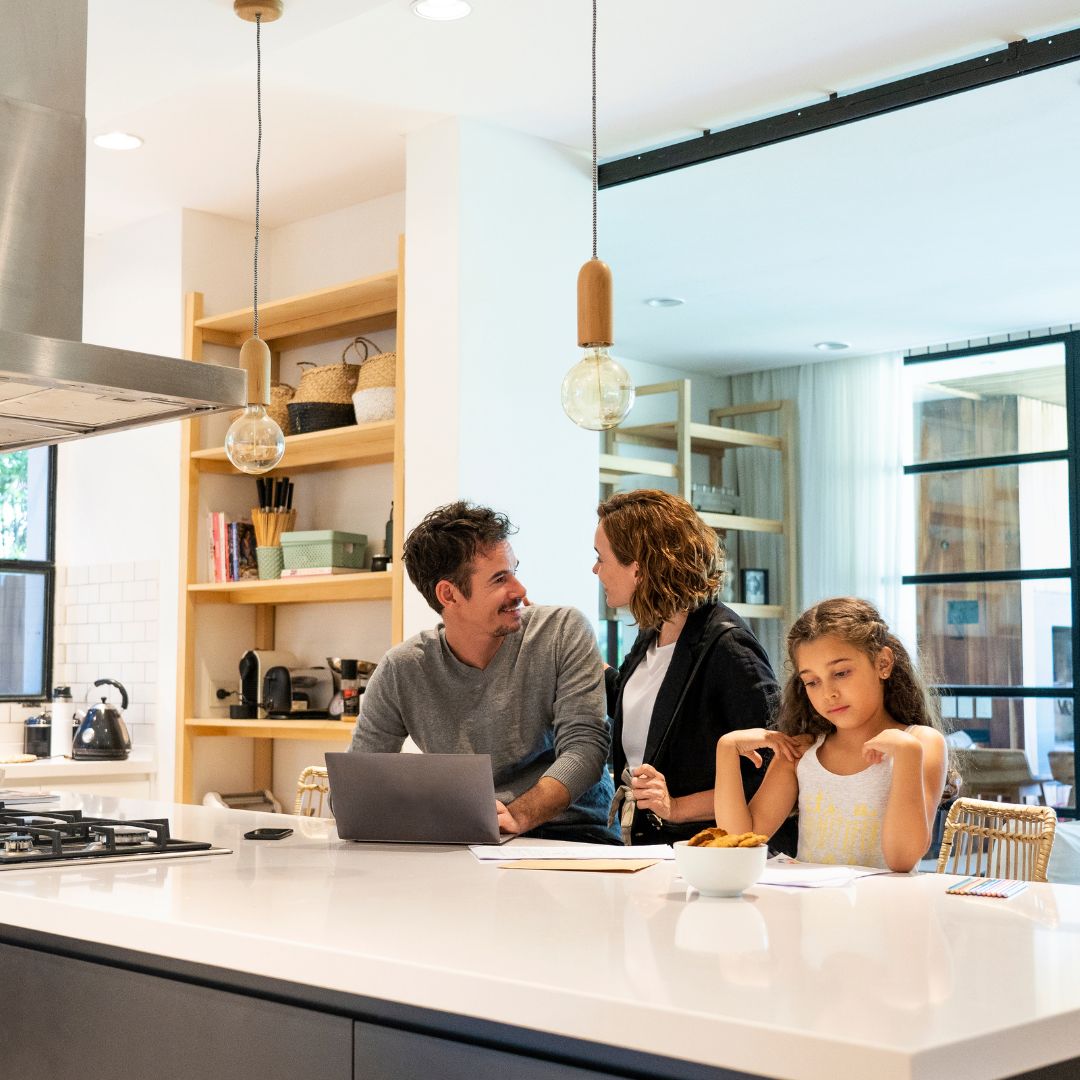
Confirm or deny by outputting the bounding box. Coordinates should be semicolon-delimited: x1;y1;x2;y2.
0;807;230;870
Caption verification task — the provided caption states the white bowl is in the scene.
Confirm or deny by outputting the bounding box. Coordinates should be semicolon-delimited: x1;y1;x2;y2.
674;840;767;897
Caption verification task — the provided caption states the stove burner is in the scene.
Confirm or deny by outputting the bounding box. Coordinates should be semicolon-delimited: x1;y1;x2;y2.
92;825;151;847
0;808;217;867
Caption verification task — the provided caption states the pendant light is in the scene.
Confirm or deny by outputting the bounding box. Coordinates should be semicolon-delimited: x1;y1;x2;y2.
225;0;286;475
560;0;634;431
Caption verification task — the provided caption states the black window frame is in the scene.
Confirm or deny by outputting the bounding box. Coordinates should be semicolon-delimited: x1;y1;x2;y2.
902;332;1079;819
0;446;57;703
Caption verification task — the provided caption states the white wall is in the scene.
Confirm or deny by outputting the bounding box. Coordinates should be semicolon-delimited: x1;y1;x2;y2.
403;118;601;635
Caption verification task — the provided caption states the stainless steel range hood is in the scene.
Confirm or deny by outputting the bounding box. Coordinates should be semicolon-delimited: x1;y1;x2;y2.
0;1;245;453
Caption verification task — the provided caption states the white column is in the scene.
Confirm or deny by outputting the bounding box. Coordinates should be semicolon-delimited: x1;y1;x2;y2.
404;118;600;636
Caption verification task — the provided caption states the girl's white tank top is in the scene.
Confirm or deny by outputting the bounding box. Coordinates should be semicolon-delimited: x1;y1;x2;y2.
796;735;893;869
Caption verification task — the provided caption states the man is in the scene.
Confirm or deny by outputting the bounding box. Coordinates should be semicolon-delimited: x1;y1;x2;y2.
349;500;618;843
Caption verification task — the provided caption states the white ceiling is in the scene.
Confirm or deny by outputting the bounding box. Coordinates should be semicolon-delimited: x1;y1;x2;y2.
85;0;1080;371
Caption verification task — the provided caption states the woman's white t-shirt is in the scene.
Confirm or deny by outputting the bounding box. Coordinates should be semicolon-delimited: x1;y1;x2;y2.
620;640;676;769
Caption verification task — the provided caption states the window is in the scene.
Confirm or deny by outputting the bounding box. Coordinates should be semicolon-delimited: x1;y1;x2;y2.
904;337;1076;815
0;447;56;699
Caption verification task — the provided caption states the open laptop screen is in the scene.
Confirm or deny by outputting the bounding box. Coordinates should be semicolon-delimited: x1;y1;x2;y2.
324;752;504;845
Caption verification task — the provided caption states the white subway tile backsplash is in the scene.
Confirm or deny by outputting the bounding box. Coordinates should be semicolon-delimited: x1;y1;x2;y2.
122;580;147;603
54;558;163;776
133;641;156;663
110;602;135;624
99;582;123;603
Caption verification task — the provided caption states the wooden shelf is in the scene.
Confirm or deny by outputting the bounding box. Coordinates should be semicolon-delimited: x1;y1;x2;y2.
185;717;355;741
188;570;393;605
191;420;396;475
195;271;398;352
614;421;782;454
598;453;677;479
725;603;785;620
699;511;783;534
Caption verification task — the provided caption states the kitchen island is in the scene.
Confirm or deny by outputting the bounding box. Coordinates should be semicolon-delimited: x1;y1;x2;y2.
1;795;1078;1080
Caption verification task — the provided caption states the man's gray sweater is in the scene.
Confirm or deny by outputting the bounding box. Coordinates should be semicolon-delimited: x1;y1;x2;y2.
350;605;613;830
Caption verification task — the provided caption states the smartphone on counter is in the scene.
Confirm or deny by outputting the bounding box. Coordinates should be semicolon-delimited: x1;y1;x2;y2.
243;828;293;841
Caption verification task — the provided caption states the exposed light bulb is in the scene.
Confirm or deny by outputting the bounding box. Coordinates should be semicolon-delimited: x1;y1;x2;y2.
225;404;285;474
560;346;635;431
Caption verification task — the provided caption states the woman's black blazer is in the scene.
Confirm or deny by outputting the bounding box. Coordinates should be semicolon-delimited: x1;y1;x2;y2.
606;600;781;846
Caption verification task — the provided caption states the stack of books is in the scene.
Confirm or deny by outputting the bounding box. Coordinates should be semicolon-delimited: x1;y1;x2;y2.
207;511;258;583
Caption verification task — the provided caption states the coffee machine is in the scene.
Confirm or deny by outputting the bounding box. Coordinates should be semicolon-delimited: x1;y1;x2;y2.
262;666;336;718
237;649;298;718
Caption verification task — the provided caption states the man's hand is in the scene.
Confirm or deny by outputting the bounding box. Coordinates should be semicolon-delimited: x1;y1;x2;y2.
496;777;571;834
496;799;526;835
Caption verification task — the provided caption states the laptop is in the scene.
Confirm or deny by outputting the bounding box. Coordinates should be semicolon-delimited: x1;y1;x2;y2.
324;751;510;845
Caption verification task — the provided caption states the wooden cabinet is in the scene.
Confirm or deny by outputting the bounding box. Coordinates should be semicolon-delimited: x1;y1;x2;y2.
174;240;405;803
600;380;797;626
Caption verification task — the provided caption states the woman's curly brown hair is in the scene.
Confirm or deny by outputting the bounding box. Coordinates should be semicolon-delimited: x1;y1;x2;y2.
597;489;722;630
778;596;959;798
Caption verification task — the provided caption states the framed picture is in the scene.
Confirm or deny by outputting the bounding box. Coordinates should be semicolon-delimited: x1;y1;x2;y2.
741;568;768;606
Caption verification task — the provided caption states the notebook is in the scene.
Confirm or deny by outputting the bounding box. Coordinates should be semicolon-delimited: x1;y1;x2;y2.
324;751;510;845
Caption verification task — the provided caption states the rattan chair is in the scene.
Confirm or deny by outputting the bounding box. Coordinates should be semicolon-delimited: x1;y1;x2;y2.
936;797;1057;882
294;765;331;818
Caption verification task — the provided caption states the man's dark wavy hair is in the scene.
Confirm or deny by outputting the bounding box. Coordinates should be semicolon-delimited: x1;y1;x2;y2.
403;500;516;613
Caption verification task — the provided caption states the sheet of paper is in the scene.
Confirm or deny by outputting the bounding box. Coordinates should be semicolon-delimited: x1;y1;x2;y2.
757;858;892;888
471;843;674;862
498;859;660;873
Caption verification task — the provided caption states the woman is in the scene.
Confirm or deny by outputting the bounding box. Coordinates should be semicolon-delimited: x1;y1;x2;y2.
596;489;786;847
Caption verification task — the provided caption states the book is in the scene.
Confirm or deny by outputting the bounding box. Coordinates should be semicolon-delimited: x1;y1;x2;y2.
208;510;228;583
279;566;365;578
228;520;258;580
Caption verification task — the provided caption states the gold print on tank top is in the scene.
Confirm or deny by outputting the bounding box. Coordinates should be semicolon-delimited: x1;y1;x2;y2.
802;792;882;865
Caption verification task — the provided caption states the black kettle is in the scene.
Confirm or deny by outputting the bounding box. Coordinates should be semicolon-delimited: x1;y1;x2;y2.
72;678;132;760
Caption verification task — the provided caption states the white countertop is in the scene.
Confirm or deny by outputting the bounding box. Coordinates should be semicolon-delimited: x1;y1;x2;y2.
0;750;154;781
0;795;1078;1080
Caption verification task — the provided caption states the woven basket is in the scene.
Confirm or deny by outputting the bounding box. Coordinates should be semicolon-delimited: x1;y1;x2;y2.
269;382;295;435
231;382;295;435
338;336;395;391
287;401;356;435
292;358;359;404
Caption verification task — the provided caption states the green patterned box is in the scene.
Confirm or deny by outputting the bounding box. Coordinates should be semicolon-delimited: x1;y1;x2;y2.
280;530;367;570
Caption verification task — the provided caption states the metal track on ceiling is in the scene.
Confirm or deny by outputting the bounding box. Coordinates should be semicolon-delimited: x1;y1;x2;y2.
599;27;1080;188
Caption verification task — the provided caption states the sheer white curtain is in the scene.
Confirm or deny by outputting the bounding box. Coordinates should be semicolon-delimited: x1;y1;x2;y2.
728;351;907;665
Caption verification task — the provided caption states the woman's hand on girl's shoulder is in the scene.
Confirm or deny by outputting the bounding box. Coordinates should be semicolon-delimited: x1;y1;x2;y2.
718;728;808;769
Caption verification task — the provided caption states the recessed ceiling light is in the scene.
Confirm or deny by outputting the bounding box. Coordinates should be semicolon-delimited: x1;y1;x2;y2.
644;297;684;308
410;0;471;20
93;131;143;151
814;341;850;351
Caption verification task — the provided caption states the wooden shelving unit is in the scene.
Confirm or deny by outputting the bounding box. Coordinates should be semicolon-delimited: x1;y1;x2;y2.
601;381;798;628
175;242;406;804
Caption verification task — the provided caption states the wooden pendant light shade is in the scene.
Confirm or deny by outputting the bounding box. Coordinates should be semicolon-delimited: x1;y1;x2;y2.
239;336;272;406
577;258;613;348
234;0;283;22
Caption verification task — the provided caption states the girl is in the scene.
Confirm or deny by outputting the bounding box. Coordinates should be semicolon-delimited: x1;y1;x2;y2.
714;597;950;872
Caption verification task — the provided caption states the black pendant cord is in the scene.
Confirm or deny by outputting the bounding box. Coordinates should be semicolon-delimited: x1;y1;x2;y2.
591;0;597;262
253;12;263;339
